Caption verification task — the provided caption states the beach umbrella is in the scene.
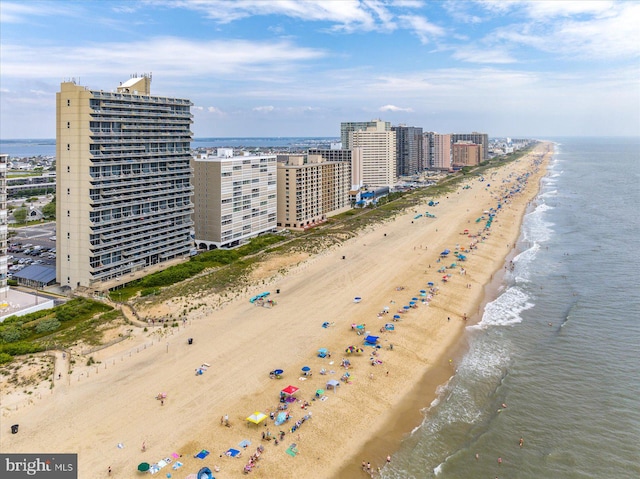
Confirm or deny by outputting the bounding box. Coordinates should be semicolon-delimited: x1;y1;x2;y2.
273;369;284;377
246;412;267;425
281;385;299;396
316;389;325;396
409;301;416;305
354;297;362;303
403;305;410;310
412;297;418;301
427;282;434;286
420;290;426;293
138;463;150;472
301;366;311;372
393;314;401;319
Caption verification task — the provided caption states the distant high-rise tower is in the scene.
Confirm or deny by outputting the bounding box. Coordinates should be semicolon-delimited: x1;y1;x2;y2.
428;133;452;170
340;120;391;150
350;122;396;187
451;132;489;161
56;76;194;290
392;125;423;176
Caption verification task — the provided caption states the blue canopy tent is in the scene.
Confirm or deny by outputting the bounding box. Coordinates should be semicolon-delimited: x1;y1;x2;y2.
317;348;329;358
364;335;379;346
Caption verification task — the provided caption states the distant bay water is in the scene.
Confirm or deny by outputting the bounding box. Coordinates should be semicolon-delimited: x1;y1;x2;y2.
381;137;640;479
0;137;339;158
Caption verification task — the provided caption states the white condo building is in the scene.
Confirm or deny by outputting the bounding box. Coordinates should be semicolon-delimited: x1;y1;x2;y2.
56;76;194;290
191;151;277;249
349;121;396;188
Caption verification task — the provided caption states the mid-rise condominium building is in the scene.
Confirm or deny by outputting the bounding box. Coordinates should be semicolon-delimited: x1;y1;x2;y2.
451;132;489;161
276;154;351;229
350;122;396;188
56;76;194;290
192;150;277;249
424;132;452;170
452;141;483;168
392;125;424;176
0;154;8;298
340;120;391;150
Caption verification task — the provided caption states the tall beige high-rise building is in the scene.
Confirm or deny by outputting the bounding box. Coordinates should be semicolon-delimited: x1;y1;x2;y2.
276;154;351;229
340;120;391;150
350;122;396;188
431;133;452;170
191;150;277;249
56;76;194;291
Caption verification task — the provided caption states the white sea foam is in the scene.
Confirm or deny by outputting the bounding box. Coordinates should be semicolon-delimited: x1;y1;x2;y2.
475;286;533;328
433;462;444;475
523;203;553;243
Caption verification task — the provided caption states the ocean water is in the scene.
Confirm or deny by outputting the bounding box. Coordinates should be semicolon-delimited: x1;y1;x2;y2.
383;137;640;479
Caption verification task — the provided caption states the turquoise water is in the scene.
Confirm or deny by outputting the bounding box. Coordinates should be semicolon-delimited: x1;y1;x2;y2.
383;137;640;479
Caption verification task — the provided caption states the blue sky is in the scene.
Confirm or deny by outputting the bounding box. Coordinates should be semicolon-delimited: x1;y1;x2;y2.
1;0;639;139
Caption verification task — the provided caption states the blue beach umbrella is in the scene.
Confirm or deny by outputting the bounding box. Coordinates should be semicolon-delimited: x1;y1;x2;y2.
403;305;410;310
393;315;401;319
301;366;311;372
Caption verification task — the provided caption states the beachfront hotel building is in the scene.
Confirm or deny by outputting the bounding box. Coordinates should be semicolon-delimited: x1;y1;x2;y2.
452;141;483;168
0;154;8;298
191;150;277;249
56;76;194;291
276;154;351;229
340;120;391;150
349;122;396;188
392;125;424;176
451;132;489;161
423;132;452;171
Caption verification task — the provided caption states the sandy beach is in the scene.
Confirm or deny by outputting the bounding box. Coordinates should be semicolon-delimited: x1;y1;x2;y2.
1;143;552;479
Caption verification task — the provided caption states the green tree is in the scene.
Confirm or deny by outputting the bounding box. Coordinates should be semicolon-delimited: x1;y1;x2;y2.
13;208;27;223
42;196;56;219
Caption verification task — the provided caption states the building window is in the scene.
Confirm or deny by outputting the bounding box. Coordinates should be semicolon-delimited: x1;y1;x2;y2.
67;210;70;217
67;144;70;151
67;232;70;239
67;188;70;195
67;99;70;106
67;255;70;262
67;166;70;173
67;122;70;129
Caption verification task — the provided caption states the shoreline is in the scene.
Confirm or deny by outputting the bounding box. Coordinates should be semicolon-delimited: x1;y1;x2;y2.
1;144;552;479
334;145;552;478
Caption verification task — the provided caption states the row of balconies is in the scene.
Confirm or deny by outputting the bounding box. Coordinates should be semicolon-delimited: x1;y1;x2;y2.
89;128;192;139
89;149;190;160
91;91;192;106
90;207;191;234
90;169;192;181
92;222;192;257
91;108;193;120
91;187;193;211
91;233;192;269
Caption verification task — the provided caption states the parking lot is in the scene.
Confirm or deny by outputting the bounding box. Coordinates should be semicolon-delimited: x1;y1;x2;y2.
7;223;57;278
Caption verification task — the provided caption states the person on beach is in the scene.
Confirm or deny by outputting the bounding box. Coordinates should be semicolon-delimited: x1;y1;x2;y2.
386;455;391;463
519;437;524;448
108;466;111;476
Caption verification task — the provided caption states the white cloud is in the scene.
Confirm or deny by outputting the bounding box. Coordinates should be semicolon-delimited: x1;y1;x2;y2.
452;47;516;64
493;2;640;59
192;106;204;111
253;106;275;112
207;106;224;114
398;14;444;44
0;1;79;23
0;37;326;79
379;104;414;112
